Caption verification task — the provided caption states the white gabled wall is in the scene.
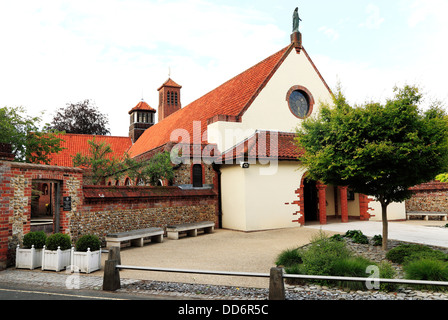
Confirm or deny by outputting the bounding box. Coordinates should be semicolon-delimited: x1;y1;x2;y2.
216;46;339;231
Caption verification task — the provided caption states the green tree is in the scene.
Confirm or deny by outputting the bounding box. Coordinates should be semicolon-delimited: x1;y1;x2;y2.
72;138;122;185
122;151;174;186
50;99;110;135
0;106;65;164
73;138;174;186
295;85;448;250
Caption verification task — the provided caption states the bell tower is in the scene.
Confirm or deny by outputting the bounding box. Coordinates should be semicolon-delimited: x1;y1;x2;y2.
128;100;156;143
157;78;182;122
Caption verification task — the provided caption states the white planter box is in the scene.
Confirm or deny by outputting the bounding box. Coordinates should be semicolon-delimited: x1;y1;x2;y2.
70;247;102;273
16;245;43;269
41;246;72;272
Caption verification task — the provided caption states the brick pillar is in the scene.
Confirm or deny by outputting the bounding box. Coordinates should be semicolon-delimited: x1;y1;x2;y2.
317;183;327;225
339;186;349;223
359;194;372;221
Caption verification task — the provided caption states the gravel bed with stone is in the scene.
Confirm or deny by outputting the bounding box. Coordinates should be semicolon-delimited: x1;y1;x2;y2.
120;238;448;300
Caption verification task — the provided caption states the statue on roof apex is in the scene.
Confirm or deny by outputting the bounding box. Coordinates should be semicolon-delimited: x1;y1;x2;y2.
292;7;302;33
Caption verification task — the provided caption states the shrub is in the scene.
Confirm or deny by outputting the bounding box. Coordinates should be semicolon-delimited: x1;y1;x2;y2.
403;250;448;264
299;232;352;281
372;235;382;246
404;259;448;291
386;244;446;264
45;233;72;251
378;261;398;292
344;230;363;238
332;256;374;290
276;248;303;267
75;234;101;252
330;234;344;242
23;231;47;249
352;233;369;244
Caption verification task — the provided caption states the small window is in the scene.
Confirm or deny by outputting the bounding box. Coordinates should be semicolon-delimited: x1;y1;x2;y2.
192;164;203;188
125;178;131;186
167;91;171;105
175;92;178;105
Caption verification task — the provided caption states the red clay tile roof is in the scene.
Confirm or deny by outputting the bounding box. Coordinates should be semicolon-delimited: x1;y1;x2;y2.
158;78;182;90
128;100;156;114
129;45;293;158
48;133;132;167
220;131;304;162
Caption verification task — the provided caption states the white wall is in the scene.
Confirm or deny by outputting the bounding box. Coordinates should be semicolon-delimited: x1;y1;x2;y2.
368;199;407;221
221;162;306;231
220;164;247;230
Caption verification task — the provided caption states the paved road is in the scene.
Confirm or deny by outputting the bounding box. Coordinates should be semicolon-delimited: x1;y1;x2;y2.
0;282;158;300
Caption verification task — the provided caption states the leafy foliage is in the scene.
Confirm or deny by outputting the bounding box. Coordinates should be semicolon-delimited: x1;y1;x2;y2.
120;151;175;186
45;233;72;251
386;244;448;264
75;234;101;252
72;138;123;185
296;85;448;204
404;259;448;291
278;231;397;291
295;85;448;249
23;231;47;249
73;138;174;186
50;99;110;135
0;106;65;164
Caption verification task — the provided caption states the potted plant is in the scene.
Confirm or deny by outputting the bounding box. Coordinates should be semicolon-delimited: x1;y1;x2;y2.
16;231;47;269
70;234;102;273
41;233;72;271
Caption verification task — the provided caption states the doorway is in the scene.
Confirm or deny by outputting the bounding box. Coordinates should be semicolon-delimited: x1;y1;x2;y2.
303;178;318;222
31;180;62;234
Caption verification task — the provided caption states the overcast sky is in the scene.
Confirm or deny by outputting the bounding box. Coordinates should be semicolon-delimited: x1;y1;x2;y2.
1;0;447;136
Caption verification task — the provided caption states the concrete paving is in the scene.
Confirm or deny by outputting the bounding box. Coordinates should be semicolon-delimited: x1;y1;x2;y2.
306;220;448;248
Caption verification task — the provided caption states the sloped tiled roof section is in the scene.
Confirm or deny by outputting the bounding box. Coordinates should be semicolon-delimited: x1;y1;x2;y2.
220;131;304;162
49;133;132;167
128;45;292;158
158;78;182;90
128;100;156;114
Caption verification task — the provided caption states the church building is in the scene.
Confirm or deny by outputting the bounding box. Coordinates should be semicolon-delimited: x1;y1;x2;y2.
48;15;406;231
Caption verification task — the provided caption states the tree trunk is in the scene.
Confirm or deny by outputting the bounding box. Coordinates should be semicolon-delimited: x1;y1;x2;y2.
380;201;389;250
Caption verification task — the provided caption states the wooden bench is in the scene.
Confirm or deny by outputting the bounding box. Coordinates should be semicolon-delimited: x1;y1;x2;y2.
106;227;164;248
407;211;448;221
166;221;215;240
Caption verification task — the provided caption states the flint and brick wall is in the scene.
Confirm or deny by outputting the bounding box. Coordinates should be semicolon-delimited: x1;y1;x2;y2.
0;161;83;269
73;186;219;245
406;181;448;213
0;160;219;270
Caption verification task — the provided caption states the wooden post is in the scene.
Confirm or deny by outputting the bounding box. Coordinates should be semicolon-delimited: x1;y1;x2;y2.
102;259;120;291
108;246;121;266
269;267;285;300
